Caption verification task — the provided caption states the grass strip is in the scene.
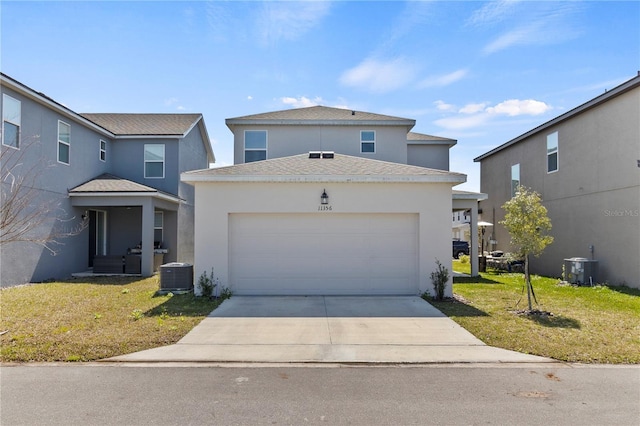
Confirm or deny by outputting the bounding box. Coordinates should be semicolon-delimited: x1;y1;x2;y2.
430;261;640;363
1;276;222;362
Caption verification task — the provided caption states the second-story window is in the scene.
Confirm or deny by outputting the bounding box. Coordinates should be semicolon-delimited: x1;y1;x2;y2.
547;132;558;173
511;163;520;198
58;120;71;165
2;94;21;149
244;130;267;163
144;144;165;178
99;140;106;162
361;130;375;153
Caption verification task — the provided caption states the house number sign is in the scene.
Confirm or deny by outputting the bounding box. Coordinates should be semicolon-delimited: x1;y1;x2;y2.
318;205;332;211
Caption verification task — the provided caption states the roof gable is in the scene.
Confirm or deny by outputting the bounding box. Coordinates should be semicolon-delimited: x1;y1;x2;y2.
80;113;202;136
226;105;416;129
70;173;164;193
69;174;182;203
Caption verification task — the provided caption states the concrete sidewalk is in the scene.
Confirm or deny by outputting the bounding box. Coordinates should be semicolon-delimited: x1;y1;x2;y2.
107;296;554;364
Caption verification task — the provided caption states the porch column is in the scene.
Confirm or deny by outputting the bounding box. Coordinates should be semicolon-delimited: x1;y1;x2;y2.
141;199;155;277
470;203;479;276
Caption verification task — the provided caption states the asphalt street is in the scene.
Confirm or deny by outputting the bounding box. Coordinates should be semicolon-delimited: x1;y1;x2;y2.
1;364;638;425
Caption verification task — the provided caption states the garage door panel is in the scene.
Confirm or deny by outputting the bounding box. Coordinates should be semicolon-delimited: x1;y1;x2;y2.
229;213;418;295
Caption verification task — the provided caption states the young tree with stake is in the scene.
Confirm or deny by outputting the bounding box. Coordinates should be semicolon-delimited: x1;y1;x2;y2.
500;186;554;312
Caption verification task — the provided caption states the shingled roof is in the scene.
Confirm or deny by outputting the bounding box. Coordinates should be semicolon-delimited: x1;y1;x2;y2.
69;174;181;202
226;106;416;129
182;153;466;184
407;132;457;146
81;113;202;136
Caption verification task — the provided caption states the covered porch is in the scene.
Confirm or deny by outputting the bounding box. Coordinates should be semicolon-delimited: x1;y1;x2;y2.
69;174;181;277
452;190;488;277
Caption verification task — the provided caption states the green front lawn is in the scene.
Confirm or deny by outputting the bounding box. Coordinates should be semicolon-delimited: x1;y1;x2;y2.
3;266;639;364
0;276;222;362
431;261;640;363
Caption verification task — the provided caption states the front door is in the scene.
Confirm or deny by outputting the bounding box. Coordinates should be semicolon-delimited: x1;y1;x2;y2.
88;210;107;267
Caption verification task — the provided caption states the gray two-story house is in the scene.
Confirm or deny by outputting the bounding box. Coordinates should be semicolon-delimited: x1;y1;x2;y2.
474;74;640;288
1;73;214;287
183;106;483;296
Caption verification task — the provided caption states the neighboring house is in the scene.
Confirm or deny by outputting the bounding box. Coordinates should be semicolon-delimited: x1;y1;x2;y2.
474;74;640;288
0;74;214;287
182;106;483;297
452;204;471;242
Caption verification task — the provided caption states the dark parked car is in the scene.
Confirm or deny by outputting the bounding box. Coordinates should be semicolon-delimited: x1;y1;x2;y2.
452;240;469;259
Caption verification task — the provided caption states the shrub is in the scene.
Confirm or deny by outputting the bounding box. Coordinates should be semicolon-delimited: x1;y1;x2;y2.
430;259;450;300
197;268;218;298
458;254;469;264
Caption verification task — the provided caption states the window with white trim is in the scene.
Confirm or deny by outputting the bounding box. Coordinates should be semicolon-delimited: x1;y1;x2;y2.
154;211;163;246
511;163;520;198
2;94;21;149
144;144;165;178
360;130;375;153
547;132;558;173
244;130;267;163
99;140;106;162
58;121;71;164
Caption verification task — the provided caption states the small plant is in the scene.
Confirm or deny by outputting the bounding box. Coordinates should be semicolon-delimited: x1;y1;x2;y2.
159;307;169;321
430;259;450;301
197;268;218;298
130;309;144;321
220;286;233;300
93;313;102;320
458;254;469;264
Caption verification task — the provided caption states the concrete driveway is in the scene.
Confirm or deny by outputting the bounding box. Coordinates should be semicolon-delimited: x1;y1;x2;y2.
109;296;553;364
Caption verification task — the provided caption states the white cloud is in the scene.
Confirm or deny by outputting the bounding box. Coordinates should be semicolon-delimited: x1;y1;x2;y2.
280;96;323;108
486;99;551;116
419;69;468;89
466;0;520;27
435;114;491;130
340;57;417;93
258;1;331;46
381;1;434;50
482;22;542;54
164;97;186;111
247;95;253;101
459;102;487;114
481;3;582;55
434;98;551;130
434;100;455;112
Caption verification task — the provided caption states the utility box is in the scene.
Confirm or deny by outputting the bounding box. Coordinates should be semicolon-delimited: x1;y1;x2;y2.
160;262;193;292
564;257;598;285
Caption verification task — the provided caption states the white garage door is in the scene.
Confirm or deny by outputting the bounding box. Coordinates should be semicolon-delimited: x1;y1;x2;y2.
229;213;418;295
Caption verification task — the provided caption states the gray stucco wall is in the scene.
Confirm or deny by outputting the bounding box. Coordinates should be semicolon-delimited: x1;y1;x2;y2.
176;122;210;264
407;144;450;170
478;86;640;288
109;207;142;255
1;81;212;286
232;124;409;165
110;138;180;196
1;86;112;286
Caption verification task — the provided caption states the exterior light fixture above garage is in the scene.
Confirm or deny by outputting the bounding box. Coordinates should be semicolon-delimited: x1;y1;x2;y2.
321;189;329;205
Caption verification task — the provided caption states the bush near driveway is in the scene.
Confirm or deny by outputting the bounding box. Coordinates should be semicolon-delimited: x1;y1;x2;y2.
433;261;640;364
0;276;223;362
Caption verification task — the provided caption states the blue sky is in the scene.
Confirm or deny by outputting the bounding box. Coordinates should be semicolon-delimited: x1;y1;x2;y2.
2;1;638;191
